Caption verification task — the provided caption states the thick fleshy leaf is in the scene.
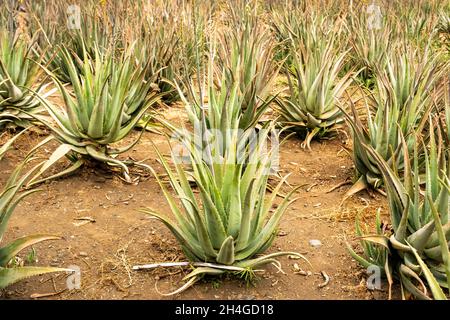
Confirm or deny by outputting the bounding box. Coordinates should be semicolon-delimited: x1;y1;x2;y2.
407;243;447;300
0;266;72;289
216;236;235;265
0;234;60;266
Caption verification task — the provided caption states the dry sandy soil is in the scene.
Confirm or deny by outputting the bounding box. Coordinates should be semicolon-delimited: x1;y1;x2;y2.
0;104;393;300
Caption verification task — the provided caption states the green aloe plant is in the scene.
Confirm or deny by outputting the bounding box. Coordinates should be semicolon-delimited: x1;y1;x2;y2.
0;158;71;289
0;29;52;129
347;12;394;88
141;122;306;294
214;10;281;130
27;44;160;184
131;8;187;105
275;35;356;150
343;45;447;199
138;50;306;293
348;122;450;300
41;4;114;84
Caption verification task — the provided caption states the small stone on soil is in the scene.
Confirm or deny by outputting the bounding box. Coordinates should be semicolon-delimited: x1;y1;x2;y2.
277;230;288;236
309;239;322;247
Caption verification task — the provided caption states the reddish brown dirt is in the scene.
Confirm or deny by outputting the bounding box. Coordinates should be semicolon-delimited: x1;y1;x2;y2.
0;104;391;300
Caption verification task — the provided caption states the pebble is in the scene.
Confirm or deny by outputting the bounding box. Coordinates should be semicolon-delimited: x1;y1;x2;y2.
277;230;288;236
309;239;322;248
79;251;88;257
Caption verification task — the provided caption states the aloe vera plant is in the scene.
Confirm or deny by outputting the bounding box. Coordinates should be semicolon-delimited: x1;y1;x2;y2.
392;2;439;47
214;10;281;130
348;123;450;300
343;45;447;198
41;6;114;84
0;30;51;129
0;158;71;289
130;6;187;104
140;120;306;294
138;46;306;292
347;13;394;87
28;44;160;184
274;34;355;149
173;45;276;146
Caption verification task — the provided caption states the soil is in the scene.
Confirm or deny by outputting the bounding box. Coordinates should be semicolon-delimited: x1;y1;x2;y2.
0;104;393;300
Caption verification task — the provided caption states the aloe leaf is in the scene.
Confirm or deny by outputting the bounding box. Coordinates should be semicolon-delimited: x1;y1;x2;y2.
407;242;447;300
428;194;450;292
0;266;72;289
216;236;235;265
0;234;60;266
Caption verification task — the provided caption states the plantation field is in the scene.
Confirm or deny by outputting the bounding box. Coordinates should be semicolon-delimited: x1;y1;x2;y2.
1;104;389;300
0;0;449;301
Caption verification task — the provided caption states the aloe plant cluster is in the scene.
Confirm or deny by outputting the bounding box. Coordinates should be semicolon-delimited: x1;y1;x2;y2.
145;125;302;290
29;45;161;184
214;8;280;130
343;44;447;198
0;30;45;129
144;60;304;292
348;122;450;299
273;13;355;149
346;11;393;88
144;10;305;289
1;0;450;300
